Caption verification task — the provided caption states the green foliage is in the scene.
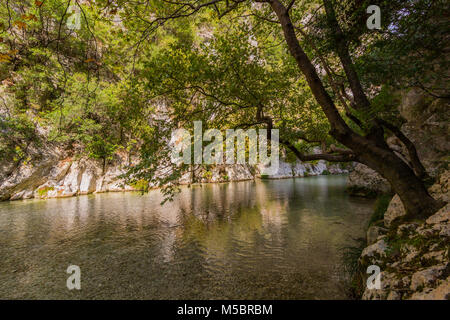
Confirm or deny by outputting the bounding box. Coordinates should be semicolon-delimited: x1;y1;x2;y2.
0;113;37;163
37;186;54;198
202;170;213;181
354;0;448;96
340;237;367;299
131;179;149;192
0;0;445;201
369;194;394;226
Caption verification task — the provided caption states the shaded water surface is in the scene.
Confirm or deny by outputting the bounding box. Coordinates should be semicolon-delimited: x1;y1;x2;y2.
0;175;374;299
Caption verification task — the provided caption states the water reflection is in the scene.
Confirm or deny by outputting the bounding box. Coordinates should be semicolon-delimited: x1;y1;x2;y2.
0;175;374;299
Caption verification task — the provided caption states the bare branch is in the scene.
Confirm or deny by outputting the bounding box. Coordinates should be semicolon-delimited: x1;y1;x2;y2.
376;118;429;180
281;139;356;162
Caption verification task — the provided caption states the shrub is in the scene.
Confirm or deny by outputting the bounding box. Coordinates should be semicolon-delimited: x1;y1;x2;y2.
131;179;149;192
340;237;367;299
37;186;54;198
368;194;393;226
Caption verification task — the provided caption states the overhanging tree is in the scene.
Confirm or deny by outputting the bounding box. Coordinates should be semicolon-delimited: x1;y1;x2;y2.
104;0;446;219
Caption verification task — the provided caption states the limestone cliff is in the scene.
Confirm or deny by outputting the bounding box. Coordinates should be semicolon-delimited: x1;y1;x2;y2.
347;89;449;196
0;146;347;201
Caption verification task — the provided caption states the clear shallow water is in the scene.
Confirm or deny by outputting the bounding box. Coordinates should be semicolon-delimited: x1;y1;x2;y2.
0;175;374;299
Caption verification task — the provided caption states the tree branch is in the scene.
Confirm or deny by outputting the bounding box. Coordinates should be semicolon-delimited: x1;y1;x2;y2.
269;0;353;142
322;0;370;110
280;139;356;162
376;118;429;180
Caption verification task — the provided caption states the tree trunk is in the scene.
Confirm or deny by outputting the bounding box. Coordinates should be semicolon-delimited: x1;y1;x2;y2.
270;0;445;220
354;139;444;219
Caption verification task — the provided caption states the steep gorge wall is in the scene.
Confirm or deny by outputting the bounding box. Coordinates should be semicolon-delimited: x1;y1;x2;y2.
347;89;450;196
0;145;348;201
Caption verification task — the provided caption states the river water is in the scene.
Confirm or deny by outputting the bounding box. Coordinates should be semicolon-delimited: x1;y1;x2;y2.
0;175;374;299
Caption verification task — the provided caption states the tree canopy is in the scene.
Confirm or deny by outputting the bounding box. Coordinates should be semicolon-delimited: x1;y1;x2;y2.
1;0;447;215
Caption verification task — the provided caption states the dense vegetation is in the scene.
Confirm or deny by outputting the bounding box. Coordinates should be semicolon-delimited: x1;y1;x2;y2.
0;1;448;216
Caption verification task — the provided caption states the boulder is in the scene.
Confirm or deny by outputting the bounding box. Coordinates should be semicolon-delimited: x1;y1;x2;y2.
347;163;391;197
410;264;449;291
409;276;450;300
384;195;406;227
360;239;388;265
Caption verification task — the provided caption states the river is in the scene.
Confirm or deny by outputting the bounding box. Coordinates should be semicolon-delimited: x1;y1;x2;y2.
0;175;374;299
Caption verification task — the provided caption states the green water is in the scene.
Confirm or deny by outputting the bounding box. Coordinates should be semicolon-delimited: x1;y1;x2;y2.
0;175;374;299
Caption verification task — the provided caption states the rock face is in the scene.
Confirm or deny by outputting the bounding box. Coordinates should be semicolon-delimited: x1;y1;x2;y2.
258;159;348;179
347;89;450;196
0;152;347;201
360;170;450;300
354;90;449;300
384;195;407;227
366;226;388;245
347;163;391;197
0;143;61;201
399;89;450;177
409;277;450;300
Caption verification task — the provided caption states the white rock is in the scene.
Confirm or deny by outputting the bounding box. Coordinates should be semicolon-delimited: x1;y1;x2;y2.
410;264;448;291
361;239;388;264
409;276;450;300
384;195;406;227
79;171;96;194
347;163;391;196
62;162;83;194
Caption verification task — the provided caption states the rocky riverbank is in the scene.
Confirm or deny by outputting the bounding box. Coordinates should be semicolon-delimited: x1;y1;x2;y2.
345;88;449;300
0;144;348;201
358;170;449;300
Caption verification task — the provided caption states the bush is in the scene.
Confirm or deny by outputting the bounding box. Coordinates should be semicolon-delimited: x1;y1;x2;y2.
202;170;213;181
340;237;367;299
36;186;54;198
131;179;149;192
368;194;393;226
